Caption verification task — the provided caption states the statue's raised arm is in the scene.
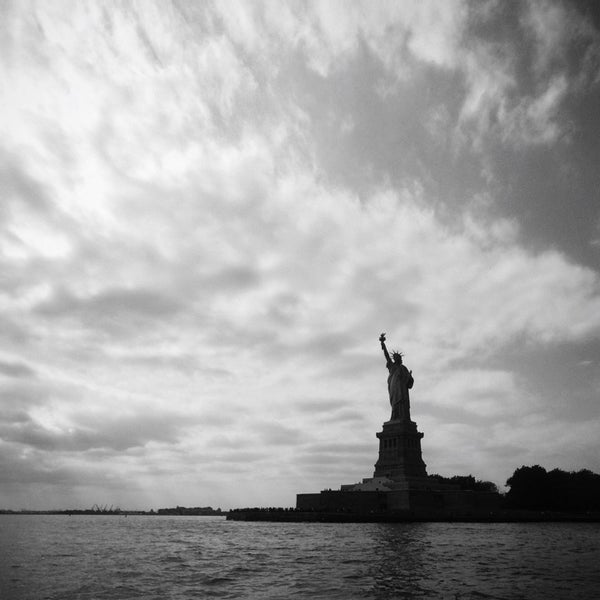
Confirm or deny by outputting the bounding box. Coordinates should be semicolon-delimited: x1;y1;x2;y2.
379;332;391;365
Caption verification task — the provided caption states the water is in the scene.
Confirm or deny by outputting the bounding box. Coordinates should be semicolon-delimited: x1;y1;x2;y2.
1;516;599;599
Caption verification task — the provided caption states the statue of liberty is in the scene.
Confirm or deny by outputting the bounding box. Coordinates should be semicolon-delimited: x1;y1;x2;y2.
379;333;414;422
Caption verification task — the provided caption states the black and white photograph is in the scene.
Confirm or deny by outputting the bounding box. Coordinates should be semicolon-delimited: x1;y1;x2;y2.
1;1;600;598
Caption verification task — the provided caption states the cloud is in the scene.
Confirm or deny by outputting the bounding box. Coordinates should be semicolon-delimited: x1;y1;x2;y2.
0;409;193;453
422;369;525;419
118;351;231;377
0;152;53;217
255;422;307;446
0;360;36;379
295;398;347;414
35;286;186;335
0;316;30;345
306;441;375;455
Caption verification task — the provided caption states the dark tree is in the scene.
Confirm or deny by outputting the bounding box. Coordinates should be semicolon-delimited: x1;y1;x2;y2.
505;465;600;511
428;473;498;493
505;465;548;509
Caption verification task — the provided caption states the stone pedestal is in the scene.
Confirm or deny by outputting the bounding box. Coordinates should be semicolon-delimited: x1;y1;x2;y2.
373;419;427;480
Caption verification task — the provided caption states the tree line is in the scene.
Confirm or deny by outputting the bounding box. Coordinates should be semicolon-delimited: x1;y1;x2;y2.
428;473;499;493
505;465;600;511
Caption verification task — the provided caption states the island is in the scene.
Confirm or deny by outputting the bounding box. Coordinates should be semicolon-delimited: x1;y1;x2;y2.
228;334;600;522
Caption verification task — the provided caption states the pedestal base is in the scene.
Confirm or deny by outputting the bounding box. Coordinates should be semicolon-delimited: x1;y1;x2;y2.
373;419;427;479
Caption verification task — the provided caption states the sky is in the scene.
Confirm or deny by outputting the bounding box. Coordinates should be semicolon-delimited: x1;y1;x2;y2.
1;1;600;511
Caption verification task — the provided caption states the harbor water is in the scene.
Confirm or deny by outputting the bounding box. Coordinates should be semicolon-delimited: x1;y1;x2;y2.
1;515;599;599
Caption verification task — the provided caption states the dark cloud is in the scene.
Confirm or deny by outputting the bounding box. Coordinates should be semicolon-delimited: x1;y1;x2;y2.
307;441;375;455
294;452;347;467
197;413;237;428
0;149;81;263
1;409;31;424
38;286;184;317
462;1;600;268
35;286;186;336
417;401;485;426
294;398;346;413
1;411;192;453
572;0;600;30
279;0;600;270
206;434;250;450
0;316;31;344
321;409;367;425
204;265;262;292
293;451;374;480
493;339;600;423
0;380;55;411
0;443;132;492
213;450;270;463
293;401;372;425
203;320;280;352
258;330;361;365
265;292;303;326
0;150;53;217
255;422;306;446
293;441;377;472
122;352;232;377
0;360;36;378
318;352;380;380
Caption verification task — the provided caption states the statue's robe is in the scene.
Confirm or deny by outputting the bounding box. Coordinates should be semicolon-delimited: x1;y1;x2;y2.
387;361;414;421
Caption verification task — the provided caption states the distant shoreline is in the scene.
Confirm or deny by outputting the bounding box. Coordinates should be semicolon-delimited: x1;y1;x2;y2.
0;508;225;516
0;509;600;523
4;507;600;523
227;508;600;523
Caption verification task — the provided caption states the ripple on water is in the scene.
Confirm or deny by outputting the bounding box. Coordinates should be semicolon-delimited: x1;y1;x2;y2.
1;517;600;599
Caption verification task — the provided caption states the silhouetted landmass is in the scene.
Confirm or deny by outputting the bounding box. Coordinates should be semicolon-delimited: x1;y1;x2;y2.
428;474;499;493
229;467;600;522
505;465;600;511
156;505;223;516
0;506;224;516
0;509;150;515
227;507;600;522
